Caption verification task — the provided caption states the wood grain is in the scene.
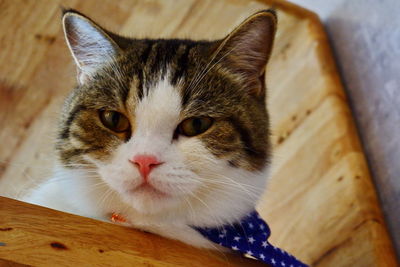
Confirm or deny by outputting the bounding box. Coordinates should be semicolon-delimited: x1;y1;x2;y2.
0;0;397;266
0;197;264;267
312;0;400;256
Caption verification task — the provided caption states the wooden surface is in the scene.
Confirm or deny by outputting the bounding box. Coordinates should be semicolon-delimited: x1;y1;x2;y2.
287;0;400;258
313;0;400;257
0;197;264;267
0;0;397;266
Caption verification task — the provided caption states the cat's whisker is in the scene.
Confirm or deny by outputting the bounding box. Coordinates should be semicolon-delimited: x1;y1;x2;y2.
193;177;261;201
218;174;263;194
201;239;230;264
97;187;114;209
183;42;225;96
61;162;94;166
60;169;99;174
187;178;261;199
195;184;258;209
185;190;224;227
180;193;196;221
197;175;262;191
181;171;262;192
166;171;261;197
27;171;101;185
182;44;219;96
190;190;259;247
195;186;258;206
186;45;237;96
185;56;216;94
185;38;237;93
85;182;109;194
214;179;263;199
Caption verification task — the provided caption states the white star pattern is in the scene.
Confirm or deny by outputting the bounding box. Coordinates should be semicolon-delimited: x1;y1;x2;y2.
195;211;306;267
248;237;255;244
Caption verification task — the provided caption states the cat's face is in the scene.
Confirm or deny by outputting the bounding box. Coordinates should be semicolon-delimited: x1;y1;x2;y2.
57;10;276;225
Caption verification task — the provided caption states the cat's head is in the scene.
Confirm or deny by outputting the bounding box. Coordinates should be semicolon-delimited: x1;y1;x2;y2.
57;9;276;226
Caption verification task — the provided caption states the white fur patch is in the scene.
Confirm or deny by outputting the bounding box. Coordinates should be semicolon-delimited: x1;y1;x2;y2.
132;74;182;155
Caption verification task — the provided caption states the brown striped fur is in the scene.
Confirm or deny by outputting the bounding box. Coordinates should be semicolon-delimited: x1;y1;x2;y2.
57;9;276;172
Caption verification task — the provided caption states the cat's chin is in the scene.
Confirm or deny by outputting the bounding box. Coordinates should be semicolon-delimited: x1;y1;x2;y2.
120;188;181;215
129;183;170;199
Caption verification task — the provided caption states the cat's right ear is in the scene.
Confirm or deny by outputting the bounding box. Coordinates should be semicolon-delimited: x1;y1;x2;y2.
212;10;277;97
62;10;121;84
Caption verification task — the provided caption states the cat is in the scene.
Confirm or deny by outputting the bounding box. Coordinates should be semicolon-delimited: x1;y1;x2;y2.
23;9;277;249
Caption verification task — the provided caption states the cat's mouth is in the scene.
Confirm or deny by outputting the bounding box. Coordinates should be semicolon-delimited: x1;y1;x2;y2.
128;183;170;198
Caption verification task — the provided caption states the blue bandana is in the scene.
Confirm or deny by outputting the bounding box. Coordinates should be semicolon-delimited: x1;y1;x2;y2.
193;211;308;267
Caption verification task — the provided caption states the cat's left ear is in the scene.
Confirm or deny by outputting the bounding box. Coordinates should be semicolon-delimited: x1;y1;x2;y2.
215;10;277;96
62;10;121;84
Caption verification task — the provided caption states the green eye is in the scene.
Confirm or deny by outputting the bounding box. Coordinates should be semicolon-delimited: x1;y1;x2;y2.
99;110;130;133
179;117;213;137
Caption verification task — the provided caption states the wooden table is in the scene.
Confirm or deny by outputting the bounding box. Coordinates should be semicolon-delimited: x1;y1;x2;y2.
0;0;397;266
0;197;264;266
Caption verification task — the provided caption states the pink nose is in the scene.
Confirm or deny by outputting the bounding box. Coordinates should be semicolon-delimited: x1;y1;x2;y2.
130;155;162;180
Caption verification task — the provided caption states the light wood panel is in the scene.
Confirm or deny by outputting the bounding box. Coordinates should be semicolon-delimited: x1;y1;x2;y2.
0;0;397;266
0;197;264;266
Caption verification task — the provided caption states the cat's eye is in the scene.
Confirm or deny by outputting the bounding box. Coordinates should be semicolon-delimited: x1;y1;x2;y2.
178;117;213;137
99;110;130;133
